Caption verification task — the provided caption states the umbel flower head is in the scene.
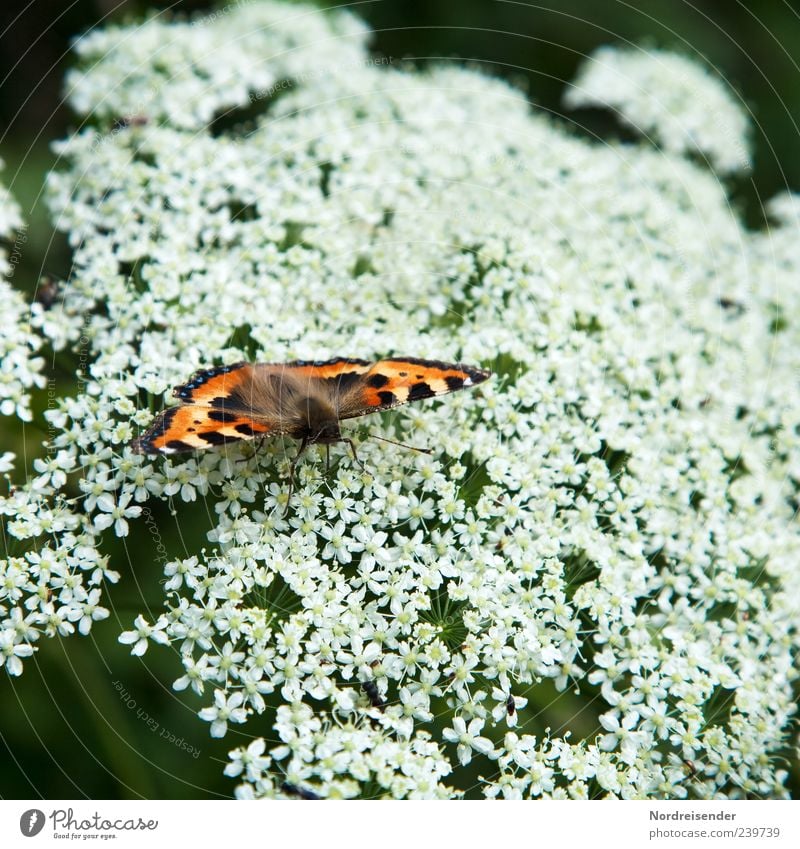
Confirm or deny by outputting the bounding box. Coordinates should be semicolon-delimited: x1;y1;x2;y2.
564;45;752;173
0;175;45;423
2;0;799;799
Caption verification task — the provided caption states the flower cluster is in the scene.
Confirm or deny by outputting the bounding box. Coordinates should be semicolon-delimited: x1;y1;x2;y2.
2;0;798;798
66;0;369;129
564;46;752;173
1;166;110;678
228;704;454;799
0;169;45;423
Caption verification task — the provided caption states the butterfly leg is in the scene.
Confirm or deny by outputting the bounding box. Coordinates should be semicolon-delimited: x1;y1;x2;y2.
283;436;309;516
342;438;366;473
250;434;269;479
325;443;330;473
233;434;267;474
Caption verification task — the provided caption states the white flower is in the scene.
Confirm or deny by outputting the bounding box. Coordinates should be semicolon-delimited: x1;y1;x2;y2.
32;450;76;490
66;588;110;635
199;689;249;738
443;717;495;766
599;711;643;765
118;614;170;656
319;521;353;564
93;492;141;537
491;688;526;727
224;738;271;781
172;654;213;695
0;630;35;676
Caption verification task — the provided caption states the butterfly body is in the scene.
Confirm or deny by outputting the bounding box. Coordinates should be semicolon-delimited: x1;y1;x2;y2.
178;363;346;446
131;357;490;457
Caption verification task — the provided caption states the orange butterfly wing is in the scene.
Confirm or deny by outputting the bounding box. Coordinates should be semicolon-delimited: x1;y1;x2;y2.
273;358;371;381
130;358;491;454
251;358;373;408
172;359;372;408
132;363;274;455
130;404;272;454
172;362;254;407
336;357;491;419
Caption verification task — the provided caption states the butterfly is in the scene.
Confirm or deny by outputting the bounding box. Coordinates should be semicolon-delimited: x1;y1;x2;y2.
130;357;491;505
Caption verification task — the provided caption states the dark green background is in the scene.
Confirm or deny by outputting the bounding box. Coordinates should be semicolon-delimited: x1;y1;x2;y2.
1;0;798;799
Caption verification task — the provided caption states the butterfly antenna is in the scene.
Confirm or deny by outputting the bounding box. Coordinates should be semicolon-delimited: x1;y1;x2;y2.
368;434;432;454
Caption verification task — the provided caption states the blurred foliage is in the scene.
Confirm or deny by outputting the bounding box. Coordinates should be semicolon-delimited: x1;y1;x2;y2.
1;0;799;799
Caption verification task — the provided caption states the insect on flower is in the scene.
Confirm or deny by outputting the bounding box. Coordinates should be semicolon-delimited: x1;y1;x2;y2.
112;114;150;130
506;693;516;717
281;781;321;800
362;679;386;709
35;276;60;310
131;357;491;508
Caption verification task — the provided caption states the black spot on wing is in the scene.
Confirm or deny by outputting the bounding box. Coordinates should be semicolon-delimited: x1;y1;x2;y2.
204;393;254;412
177;391;248;410
382;357;491;386
234;423;259;436
367;373;389;389
199;430;231;445
165;439;194;452
408;382;434;401
445;376;464;391
208;409;241;423
378;391;396;406
328;371;362;392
